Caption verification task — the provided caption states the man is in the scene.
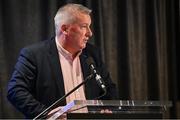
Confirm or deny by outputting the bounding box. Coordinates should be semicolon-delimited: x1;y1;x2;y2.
7;3;117;118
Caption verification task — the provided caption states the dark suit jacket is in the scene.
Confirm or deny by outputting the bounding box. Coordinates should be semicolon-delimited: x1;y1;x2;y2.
7;37;117;118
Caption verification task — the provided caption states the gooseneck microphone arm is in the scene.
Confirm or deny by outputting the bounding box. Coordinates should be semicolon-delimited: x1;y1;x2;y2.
33;74;93;120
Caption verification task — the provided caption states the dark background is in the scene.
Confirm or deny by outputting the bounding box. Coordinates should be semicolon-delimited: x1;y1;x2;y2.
0;0;179;118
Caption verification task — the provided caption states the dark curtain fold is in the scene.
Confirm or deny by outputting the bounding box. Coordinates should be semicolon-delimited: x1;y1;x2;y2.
0;0;179;118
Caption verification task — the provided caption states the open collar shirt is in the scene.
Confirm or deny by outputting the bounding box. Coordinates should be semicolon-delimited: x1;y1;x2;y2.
55;37;86;104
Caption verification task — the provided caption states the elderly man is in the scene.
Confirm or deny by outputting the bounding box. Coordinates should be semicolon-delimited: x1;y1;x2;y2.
7;3;117;118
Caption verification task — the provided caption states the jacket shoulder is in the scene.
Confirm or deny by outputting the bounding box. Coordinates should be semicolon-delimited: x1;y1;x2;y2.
20;38;54;55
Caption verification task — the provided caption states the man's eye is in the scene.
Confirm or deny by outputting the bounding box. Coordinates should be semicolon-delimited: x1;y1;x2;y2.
81;26;87;28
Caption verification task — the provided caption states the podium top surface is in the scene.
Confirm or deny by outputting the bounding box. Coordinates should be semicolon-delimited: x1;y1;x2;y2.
48;100;172;119
70;100;172;107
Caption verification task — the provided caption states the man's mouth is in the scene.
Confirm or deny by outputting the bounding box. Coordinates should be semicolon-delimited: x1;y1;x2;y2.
84;38;88;43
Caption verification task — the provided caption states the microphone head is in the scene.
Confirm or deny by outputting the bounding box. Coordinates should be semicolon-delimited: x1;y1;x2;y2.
86;56;95;66
86;56;97;73
86;56;107;94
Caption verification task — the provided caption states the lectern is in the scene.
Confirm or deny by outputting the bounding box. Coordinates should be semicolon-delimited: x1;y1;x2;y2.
48;100;172;119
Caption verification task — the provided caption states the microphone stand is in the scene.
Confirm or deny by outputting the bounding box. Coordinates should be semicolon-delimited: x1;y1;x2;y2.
33;74;93;120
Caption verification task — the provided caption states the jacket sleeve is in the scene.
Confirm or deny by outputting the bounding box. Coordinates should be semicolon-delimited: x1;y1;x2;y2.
7;48;47;118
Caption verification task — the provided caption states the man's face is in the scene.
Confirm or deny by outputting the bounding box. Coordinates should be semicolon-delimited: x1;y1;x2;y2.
65;13;92;54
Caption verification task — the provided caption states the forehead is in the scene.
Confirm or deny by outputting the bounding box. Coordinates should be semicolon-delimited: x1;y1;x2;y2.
74;12;91;24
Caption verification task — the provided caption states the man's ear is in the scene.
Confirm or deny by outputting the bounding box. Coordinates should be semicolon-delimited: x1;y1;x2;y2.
61;24;68;35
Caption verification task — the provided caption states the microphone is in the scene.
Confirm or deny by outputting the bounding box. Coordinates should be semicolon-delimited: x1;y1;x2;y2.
33;74;93;120
86;57;107;93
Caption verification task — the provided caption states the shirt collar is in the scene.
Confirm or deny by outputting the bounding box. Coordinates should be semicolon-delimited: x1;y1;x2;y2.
55;37;82;61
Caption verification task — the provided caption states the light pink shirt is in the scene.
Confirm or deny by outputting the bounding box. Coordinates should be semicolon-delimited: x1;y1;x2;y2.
55;38;86;104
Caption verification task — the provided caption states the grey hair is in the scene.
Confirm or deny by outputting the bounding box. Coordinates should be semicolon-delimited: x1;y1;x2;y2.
54;3;92;35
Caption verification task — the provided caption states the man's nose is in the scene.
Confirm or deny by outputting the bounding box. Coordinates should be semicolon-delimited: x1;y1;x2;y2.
86;27;93;37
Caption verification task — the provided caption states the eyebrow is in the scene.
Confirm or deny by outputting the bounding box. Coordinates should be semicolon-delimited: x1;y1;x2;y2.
81;23;90;26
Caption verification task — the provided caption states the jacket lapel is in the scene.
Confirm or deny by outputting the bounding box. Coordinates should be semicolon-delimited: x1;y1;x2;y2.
47;38;65;104
80;51;92;99
80;53;90;79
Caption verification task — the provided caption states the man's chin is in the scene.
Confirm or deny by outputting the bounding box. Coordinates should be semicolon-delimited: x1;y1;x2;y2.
81;44;87;49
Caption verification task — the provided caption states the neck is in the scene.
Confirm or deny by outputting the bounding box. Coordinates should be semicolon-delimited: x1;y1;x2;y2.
56;35;80;59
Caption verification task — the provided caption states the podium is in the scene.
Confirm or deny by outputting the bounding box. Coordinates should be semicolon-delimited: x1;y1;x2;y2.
48;100;172;119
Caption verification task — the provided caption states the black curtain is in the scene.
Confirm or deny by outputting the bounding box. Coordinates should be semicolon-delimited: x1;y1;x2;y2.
0;0;179;118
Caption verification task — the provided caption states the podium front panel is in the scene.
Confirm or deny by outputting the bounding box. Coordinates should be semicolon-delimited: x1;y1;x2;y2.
48;100;172;119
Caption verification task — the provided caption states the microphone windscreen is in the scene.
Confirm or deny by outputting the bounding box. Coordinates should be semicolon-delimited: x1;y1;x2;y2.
86;57;95;66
